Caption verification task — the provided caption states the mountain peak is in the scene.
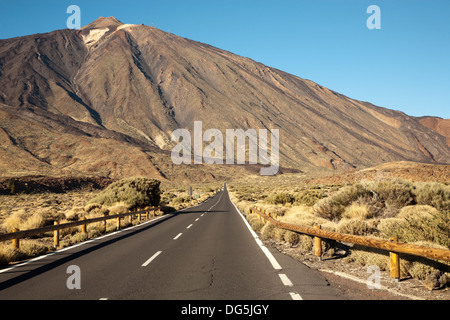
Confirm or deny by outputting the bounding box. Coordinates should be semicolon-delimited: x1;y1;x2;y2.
80;16;123;30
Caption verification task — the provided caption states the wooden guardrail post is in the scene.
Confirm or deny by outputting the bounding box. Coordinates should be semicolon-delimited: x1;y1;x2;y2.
12;228;19;249
314;225;322;261
103;213;107;233
54;221;59;248
390;237;400;281
81;217;87;234
117;217;121;230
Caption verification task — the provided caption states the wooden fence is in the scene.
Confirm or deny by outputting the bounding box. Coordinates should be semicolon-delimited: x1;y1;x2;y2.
250;206;450;280
0;206;165;249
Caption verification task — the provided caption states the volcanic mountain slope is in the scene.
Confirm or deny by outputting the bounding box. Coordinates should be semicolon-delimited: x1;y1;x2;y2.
0;16;449;180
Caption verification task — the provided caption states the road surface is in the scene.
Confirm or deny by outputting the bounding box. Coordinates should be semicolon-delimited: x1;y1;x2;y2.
0;187;341;300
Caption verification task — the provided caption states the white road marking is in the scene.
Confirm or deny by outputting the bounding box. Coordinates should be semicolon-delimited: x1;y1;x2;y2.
141;251;162;267
289;292;303;300
187;224;193;229
279;273;293;287
229;194;282;271
173;233;183;240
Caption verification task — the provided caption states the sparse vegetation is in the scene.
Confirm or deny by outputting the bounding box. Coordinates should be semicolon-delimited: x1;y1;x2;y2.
0;179;217;266
230;178;450;282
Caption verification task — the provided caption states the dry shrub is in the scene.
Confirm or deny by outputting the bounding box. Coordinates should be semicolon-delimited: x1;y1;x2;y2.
397;205;438;220
0;240;50;266
0;243;19;266
265;192;294;205
2;211;24;232
313;183;370;221
85;203;102;212
349;250;390;272
372;179;414;209
313;179;417;221
108;203;129;215
293;189;326;206
2;208;57;232
260;222;276;240
247;213;265;232
21;212;45;230
343;202;374;220
336;219;377;236
378;209;449;248
297;234;314;252
274;228;287;241
377;218;404;237
413;182;450;211
283;231;299;245
281;206;334;230
64;207;86;221
256;204;288;217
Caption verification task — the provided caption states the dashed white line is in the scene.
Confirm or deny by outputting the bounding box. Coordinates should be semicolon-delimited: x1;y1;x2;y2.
186;224;193;229
173;233;183;240
289;292;303;300
141;251;162;267
279;274;293;287
195;218;199;221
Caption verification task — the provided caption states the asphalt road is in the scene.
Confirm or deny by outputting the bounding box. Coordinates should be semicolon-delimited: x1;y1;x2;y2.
0;187;342;300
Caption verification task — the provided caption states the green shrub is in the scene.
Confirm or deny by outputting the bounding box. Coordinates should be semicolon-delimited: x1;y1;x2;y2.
88;178;161;209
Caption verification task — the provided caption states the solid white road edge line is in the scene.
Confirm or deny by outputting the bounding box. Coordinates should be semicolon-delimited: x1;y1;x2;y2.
228;191;306;301
227;192;282;271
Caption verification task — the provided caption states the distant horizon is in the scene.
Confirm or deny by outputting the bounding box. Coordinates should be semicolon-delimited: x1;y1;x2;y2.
1;0;448;119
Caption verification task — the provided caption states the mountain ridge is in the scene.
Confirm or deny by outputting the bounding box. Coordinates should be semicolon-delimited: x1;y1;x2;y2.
0;17;448;181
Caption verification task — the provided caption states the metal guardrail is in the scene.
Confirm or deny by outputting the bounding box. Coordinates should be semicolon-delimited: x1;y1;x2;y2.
250;206;450;280
0;206;166;248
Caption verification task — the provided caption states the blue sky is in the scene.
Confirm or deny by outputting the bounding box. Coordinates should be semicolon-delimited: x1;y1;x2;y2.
1;0;449;118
